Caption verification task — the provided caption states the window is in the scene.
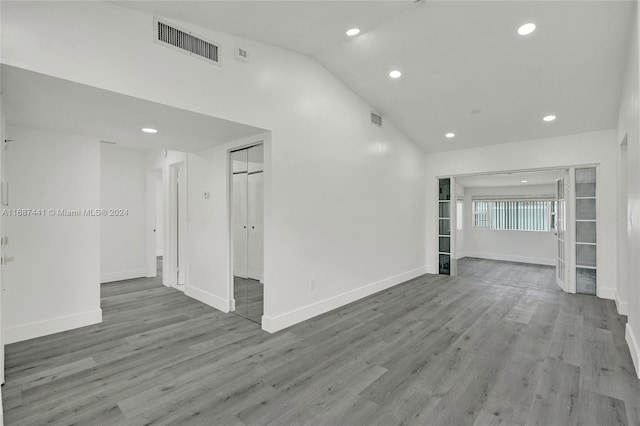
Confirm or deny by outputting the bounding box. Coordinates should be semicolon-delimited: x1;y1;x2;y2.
456;200;464;230
472;200;552;232
473;201;489;228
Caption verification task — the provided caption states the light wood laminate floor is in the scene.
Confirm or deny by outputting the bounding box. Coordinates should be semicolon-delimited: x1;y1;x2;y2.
3;271;639;425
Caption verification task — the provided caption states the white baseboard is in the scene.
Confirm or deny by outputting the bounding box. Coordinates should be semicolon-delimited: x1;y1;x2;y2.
464;252;555;266
4;309;102;344
597;286;616;301
426;264;436;274
615;290;629;316
625;323;640;379
101;268;146;283
262;265;428;333
184;285;230;313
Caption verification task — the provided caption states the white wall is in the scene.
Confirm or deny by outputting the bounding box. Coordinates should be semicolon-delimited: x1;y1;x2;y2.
100;144;148;283
617;1;640;378
461;184;556;266
0;81;6;392
1;1;427;332
425;129;618;300
455;184;465;259
3;125;101;343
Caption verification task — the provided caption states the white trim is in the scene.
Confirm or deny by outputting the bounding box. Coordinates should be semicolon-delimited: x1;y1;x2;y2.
426;263;436;274
4;309;102;344
597;286;616;301
625;323;640;379
261;265;428;333
184;285;230;313
100;268;147;283
463;252;555;266
615;290;629;316
471;195;555;201
227;139;266;321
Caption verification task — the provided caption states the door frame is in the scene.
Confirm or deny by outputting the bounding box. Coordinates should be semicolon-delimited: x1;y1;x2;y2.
228;141;264;315
166;161;187;289
442;164;599;295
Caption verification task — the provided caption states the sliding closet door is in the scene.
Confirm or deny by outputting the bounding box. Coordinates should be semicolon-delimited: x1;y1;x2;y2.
247;145;264;322
247;145;264;282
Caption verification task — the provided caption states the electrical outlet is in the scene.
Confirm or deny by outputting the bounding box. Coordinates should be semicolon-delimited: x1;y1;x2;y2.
310;279;316;291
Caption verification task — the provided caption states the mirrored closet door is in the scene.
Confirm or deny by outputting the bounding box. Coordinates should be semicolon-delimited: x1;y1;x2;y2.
231;144;264;323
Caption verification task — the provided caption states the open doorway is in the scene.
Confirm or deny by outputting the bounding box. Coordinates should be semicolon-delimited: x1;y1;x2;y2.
150;168;164;279
230;144;264;324
442;168;598;295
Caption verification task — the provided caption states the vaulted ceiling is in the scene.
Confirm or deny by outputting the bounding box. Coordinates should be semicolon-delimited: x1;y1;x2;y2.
115;1;634;153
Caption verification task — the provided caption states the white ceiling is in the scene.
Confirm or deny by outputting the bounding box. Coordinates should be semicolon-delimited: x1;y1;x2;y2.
456;169;565;188
111;0;413;56
113;0;634;153
1;65;266;152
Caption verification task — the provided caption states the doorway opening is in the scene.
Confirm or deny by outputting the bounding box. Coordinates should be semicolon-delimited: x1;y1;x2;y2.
438;167;598;295
151;168;164;279
230;144;264;324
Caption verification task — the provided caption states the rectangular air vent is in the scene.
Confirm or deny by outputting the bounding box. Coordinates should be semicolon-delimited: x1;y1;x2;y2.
371;112;383;128
155;18;219;65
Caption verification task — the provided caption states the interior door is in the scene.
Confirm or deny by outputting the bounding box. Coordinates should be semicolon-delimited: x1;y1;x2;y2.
232;150;248;279
555;177;568;291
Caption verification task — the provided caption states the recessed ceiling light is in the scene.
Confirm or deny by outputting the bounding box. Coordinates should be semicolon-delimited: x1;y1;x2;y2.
389;70;402;79
518;23;536;36
445;132;455;138
543;115;556;122
521;180;529;183
142;128;158;133
346;28;360;36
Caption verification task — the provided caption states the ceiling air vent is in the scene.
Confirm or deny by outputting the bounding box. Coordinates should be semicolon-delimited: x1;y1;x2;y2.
371;112;383;128
155;18;220;65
